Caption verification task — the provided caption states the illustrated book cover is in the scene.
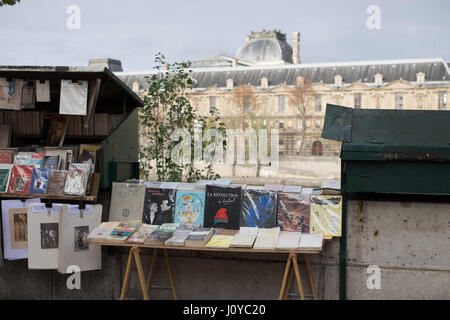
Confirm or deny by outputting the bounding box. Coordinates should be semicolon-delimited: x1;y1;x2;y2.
46;170;67;195
310;195;343;237
145;223;179;244
240;189;277;228
0;163;12;192
204;184;242;230
175;190;205;226
184;227;214;247
29;168;50;194
277;192;310;233
8;165;34;193
125;223;158;244
142;187;175;225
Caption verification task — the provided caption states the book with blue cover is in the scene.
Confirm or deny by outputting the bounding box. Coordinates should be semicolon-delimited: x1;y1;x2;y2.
174;190;205;226
29;168;49;194
240;189;277;228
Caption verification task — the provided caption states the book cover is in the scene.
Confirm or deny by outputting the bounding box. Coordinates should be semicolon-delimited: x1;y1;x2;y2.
205;235;234;248
175;190;205;226
146;223;179;243
9;208;28;250
0;164;12;192
277;192;310;233
204;185;242;230
310;195;343;237
142;188;175;225
276;231;301;250
111;221;141;239
109;183;146;222
29;168;49;194
0;150;13;164
126;224;158;244
8;165;34;193
64;168;88;196
47;170;67;195
44;148;68;170
253;227;280;249
13;154;42;168
42;155;61;170
164;224;197;246
230;227;258;248
87;222;120;240
298;233;323;250
240;189;277;228
0;78;23;110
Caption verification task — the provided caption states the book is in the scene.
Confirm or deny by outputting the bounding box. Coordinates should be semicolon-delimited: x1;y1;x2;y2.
110;221;141;239
78;144;101;173
253;227;280;249
87;221;121;240
0;124;12;148
125;223;158;244
164;224;198;247
310;195;343;237
13;154;42;168
264;184;284;191
277;192;310;233
21;80;35;109
44;148;68;170
29;168;50;194
0;164;12;192
8;165;34;193
64;167;88;196
184;227;214;247
46;170;67;195
240;189;277;228
145;223;179;244
109;182;146;222
43;115;67;147
298;233;323;250
175;190;205;226
205;233;234;248
276;231;301;250
230;227;258;248
0;149;14;164
35;80;50;102
58;204;102;273
142;188;175;225
204;184;242;230
0;78;23;110
1;199;40;260
282;185;302;193
59;79;88;116
41;155;61;170
27;203;62;269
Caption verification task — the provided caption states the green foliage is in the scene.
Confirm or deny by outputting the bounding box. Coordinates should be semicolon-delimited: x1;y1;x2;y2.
0;0;20;7
139;53;225;183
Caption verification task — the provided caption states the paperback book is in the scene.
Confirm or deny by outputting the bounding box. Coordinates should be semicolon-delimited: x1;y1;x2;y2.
298;233;324;250
0;164;12;192
110;221;141;239
46;170;67;195
41;155;61;170
230;227;258;248
276;231;301;250
109;182;146;222
310;195;343;237
8;165;34;193
164;224;199;246
126;224;158;244
142;187;175;225
175;190;205;226
29;168;49;194
253;227;280;249
204;185;242;229
240;189;277;228
146;223;179;244
277;192;310;233
184;227;214;247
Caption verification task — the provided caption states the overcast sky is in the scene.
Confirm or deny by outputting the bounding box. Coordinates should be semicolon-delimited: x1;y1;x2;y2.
0;0;449;71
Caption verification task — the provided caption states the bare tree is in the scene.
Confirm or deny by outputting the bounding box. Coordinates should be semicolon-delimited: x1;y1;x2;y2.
289;77;316;155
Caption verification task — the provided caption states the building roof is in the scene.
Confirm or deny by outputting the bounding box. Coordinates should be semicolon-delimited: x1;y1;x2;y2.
116;58;450;91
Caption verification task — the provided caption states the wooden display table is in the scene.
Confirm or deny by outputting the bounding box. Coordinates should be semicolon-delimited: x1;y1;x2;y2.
89;237;330;300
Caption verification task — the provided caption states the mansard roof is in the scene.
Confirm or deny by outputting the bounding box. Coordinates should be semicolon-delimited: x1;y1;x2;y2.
116;58;450;91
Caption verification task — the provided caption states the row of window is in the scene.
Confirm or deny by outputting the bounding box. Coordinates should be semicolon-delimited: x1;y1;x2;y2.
209;92;448;111
242;119;321;129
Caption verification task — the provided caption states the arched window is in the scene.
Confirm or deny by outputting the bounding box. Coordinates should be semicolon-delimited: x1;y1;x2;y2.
312;141;323;156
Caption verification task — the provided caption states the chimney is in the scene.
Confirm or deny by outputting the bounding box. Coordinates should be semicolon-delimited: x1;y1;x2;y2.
232;58;238;68
416;72;425;85
292;32;300;64
261;77;269;89
334;75;343;87
374;73;383;86
226;78;234;90
88;58;123;72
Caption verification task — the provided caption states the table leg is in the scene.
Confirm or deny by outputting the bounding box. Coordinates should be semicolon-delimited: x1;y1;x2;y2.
119;247;134;300
304;254;318;300
132;247;150;300
284;267;294;300
278;252;293;300
163;249;179;300
146;248;158;292
291;253;305;300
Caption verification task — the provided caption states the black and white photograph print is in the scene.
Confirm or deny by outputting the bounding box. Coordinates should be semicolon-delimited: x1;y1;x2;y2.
74;225;89;251
40;223;58;249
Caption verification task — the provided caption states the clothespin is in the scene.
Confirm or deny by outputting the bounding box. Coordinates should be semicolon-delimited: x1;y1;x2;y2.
78;201;86;218
44;201;52;216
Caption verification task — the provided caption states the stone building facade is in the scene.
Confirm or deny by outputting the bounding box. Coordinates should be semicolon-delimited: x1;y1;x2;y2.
115;30;450;183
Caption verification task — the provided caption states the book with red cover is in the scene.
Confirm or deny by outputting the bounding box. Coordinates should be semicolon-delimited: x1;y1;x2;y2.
8;165;34;193
0;150;13;164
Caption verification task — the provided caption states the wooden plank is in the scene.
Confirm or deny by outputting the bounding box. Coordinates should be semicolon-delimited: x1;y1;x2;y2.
0;192;96;202
88;238;324;254
84;78;101;134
